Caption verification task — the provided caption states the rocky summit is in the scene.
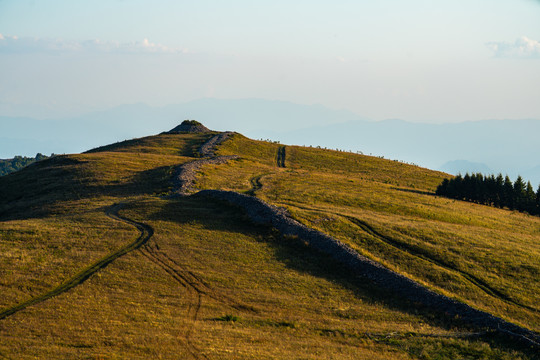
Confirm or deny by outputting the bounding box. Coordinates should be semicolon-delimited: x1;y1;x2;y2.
167;120;210;133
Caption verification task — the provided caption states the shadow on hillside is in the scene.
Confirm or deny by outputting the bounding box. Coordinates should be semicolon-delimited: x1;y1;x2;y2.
391;187;435;196
147;193;257;234
0;163;174;221
150;195;505;340
0;156;88;221
83;165;174;198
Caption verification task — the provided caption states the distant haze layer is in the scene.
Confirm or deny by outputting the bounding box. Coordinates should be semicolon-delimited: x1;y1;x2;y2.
1;98;539;185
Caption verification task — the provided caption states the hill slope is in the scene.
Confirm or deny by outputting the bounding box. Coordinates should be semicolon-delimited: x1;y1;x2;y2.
0;126;538;359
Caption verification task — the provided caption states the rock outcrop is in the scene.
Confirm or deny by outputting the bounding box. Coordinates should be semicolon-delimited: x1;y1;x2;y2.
168;120;210;133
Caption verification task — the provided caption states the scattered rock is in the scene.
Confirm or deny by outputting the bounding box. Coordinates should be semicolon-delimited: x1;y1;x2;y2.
198;132;235;157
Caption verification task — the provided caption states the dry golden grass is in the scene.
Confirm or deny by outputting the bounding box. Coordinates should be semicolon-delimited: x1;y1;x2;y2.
0;131;536;359
200;134;540;332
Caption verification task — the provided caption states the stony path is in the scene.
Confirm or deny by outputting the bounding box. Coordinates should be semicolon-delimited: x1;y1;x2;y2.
198;132;235;157
175;131;540;350
199;190;540;349
284;200;539;314
170;131;240;195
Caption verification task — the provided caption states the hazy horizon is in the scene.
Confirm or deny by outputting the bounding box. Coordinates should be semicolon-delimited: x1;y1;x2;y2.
2;98;540;186
1;1;539;182
3;97;540;124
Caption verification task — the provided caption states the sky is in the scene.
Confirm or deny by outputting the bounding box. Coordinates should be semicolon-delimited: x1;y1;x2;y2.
1;0;540;122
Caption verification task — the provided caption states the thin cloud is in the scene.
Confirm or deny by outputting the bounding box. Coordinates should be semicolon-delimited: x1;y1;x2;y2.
487;36;540;59
0;34;189;54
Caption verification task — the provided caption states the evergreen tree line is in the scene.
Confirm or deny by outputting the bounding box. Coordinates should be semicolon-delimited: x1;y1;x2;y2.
0;153;49;177
436;173;540;216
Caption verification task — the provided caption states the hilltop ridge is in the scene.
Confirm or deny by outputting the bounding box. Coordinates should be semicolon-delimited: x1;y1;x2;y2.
0;125;538;359
167;119;211;133
2;100;539;186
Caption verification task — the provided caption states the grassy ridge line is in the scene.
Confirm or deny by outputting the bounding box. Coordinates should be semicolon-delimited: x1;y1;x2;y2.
0;203;153;321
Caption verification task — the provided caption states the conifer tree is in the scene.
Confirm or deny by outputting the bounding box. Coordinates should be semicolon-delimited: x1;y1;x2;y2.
436;178;449;196
536;184;540;215
474;173;486;204
448;174;463;199
495;174;504;208
513;176;526;211
503;176;514;209
524;181;536;214
485;175;497;206
435;173;539;217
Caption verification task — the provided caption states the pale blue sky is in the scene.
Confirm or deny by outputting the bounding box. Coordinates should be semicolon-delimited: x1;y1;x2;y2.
1;0;539;122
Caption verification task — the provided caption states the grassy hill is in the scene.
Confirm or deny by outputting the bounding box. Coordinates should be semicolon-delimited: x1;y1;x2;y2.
0;128;538;359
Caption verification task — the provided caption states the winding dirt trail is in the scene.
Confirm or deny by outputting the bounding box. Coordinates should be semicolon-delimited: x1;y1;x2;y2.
110;205;240;360
343;215;539;313
0;201;212;359
276;146;286;168
0;203;153;321
247;173;271;197
139;241;207;360
138;233;255;359
283;202;538;313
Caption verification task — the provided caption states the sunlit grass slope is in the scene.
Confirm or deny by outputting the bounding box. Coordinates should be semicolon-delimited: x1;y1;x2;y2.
0;131;537;359
199;134;540;333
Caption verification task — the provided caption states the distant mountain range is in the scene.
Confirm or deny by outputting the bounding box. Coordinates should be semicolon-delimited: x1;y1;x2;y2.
1;98;539;185
268;118;540;185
